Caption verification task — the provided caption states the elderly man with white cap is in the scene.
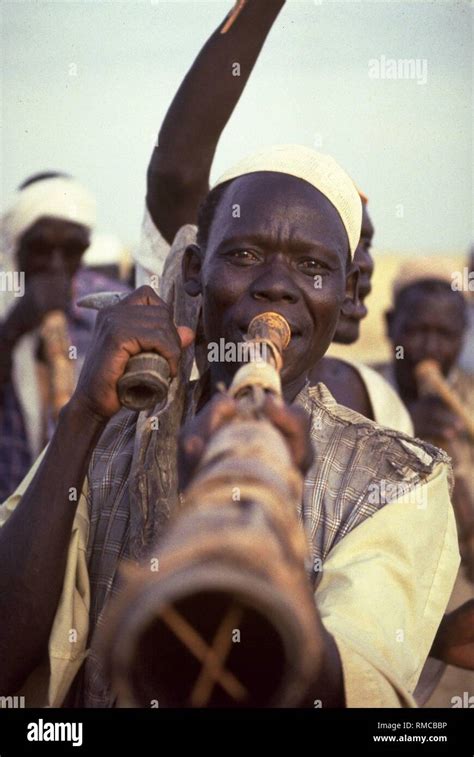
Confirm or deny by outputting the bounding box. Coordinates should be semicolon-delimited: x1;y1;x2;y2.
0;173;133;503
0;172;96;501
0;145;459;709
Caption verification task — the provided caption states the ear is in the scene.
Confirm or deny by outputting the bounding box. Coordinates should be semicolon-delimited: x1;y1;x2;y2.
182;244;203;298
340;262;359;317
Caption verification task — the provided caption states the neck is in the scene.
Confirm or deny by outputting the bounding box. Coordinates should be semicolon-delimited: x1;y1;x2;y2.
309;356;333;385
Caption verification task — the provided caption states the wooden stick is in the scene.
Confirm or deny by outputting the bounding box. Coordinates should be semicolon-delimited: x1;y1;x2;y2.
415;359;474;440
161;605;247;702
220;0;248;34
191;603;244;706
40;310;75;419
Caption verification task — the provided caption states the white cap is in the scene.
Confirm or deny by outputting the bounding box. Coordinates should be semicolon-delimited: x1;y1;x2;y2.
3;176;96;244
214;144;362;257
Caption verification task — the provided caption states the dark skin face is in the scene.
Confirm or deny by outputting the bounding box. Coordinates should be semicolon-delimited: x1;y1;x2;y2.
334;203;374;344
0;215;92;350
16;216;90;280
183;172;357;402
387;289;466;399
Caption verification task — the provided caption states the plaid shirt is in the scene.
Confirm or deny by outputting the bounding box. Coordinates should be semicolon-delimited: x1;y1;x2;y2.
0;381;32;502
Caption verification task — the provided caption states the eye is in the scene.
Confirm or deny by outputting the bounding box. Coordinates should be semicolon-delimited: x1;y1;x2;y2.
297;258;330;276
440;328;459;340
65;240;88;258
225;249;260;265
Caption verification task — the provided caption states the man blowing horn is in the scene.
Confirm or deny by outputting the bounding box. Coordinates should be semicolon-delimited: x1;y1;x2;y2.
0;143;459;708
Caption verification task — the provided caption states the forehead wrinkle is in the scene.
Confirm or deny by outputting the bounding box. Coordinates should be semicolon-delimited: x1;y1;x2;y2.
212;211;345;261
218;233;343;267
207;173;349;264
397;297;465;330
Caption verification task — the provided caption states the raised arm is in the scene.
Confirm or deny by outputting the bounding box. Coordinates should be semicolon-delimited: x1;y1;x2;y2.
147;0;285;244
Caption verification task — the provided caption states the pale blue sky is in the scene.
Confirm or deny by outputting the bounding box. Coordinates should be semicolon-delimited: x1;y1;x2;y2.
1;0;472;253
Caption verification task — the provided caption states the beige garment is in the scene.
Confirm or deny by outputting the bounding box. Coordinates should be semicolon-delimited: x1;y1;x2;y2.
339;358;414;435
133;207;180;290
316;462;458;707
0;449;459;708
423;570;474;708
0;447;90;708
374;361;474;706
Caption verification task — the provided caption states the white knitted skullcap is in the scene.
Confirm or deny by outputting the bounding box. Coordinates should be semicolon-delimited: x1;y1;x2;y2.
3;177;96;245
213;144;362;257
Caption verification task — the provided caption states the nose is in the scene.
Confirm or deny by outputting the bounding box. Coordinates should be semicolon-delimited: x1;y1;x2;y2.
49;247;67;274
421;331;442;359
358;248;374;278
250;264;300;305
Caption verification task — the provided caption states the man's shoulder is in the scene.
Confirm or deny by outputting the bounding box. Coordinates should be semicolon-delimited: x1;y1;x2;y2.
301;382;450;485
299;382;452;562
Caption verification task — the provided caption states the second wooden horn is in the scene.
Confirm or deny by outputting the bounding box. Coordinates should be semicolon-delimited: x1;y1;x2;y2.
415;359;474;440
77;292;171;411
39;310;75;418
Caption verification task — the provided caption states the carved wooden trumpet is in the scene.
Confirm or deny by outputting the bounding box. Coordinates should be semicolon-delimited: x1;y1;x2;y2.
415;359;474;440
98;312;322;707
39;310;75;419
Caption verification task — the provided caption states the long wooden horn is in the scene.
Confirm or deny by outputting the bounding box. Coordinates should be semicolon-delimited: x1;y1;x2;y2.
39;310;75;419
98;313;322;708
415;359;474;440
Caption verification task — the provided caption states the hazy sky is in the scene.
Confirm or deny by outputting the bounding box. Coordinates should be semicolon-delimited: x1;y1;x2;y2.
1;0;472;253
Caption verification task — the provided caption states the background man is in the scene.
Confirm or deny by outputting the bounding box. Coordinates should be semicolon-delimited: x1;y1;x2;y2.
375;261;474;705
0;173;95;500
0;173;131;501
377;261;474;580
